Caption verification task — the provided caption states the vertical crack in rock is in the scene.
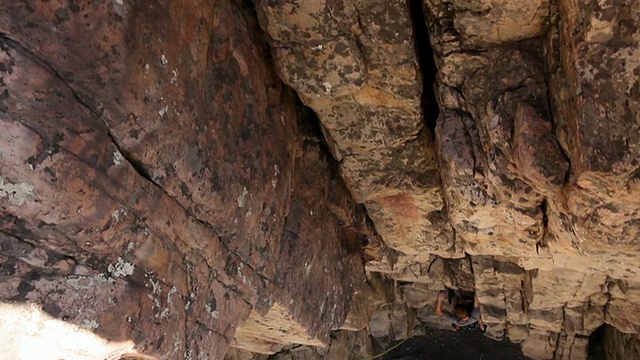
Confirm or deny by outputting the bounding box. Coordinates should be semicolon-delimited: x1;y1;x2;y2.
408;0;439;138
537;199;549;254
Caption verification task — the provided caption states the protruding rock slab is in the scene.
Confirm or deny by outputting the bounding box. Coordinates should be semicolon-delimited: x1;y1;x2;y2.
256;0;450;260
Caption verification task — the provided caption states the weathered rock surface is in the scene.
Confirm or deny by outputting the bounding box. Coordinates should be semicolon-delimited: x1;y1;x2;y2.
423;0;640;357
604;325;640;360
1;0;368;358
256;0;640;359
2;0;640;359
255;0;452;262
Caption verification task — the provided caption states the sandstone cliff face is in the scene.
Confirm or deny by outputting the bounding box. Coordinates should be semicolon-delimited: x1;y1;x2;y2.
255;0;640;359
1;0;640;359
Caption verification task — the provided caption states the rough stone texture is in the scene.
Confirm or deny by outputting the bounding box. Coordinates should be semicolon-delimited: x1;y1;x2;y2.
3;0;640;359
225;330;374;360
341;273;396;332
0;0;367;358
604;325;640;360
255;0;452;262
425;0;640;358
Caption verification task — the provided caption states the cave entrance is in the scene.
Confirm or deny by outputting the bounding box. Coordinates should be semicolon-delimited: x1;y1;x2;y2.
588;324;607;360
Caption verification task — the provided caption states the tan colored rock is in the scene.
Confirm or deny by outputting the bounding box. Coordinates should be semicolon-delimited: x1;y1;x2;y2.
513;103;570;197
554;333;589;360
256;0;451;263
368;252;448;284
521;328;559;360
450;0;549;46
341;273;395;332
233;304;324;354
545;0;640;280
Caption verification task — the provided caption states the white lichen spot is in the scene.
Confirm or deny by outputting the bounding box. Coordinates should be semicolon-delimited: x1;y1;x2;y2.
126;242;135;252
107;257;135;278
149;279;161;294
272;165;279;188
311;44;323;50
166;285;177;314
171;69;178;84
305;261;312;275
322;82;332;93
144;63;150;72
204;303;219;319
237;187;248;208
153;298;161;312
111;208;124;223
161;54;168;66
81;319;99;330
168;286;177;297
160;308;170;318
0;177;34;206
158;105;168;117
245;210;253;218
112;150;124;166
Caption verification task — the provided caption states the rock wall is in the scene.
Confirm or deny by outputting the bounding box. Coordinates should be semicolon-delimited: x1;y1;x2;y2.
254;0;640;359
604;325;640;360
0;0;369;358
424;0;640;358
1;0;640;359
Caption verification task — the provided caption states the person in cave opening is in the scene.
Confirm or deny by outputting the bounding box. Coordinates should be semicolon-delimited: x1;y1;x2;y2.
436;290;487;332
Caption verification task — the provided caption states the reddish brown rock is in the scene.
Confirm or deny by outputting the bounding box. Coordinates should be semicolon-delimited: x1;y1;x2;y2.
1;0;366;358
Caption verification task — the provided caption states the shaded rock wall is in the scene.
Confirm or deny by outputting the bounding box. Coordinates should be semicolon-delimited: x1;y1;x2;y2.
0;0;368;358
604;325;640;360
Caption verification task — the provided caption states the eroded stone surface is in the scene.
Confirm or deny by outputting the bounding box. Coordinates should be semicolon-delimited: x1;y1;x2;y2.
256;0;450;262
0;0;367;358
2;0;640;359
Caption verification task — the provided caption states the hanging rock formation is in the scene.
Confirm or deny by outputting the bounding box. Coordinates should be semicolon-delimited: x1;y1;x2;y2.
1;0;640;359
254;0;640;359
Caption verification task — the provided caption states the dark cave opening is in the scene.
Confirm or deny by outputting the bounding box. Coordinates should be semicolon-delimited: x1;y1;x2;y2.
408;0;439;139
588;324;607;360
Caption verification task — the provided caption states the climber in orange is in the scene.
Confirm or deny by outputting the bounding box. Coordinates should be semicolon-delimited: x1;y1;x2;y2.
436;290;486;332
